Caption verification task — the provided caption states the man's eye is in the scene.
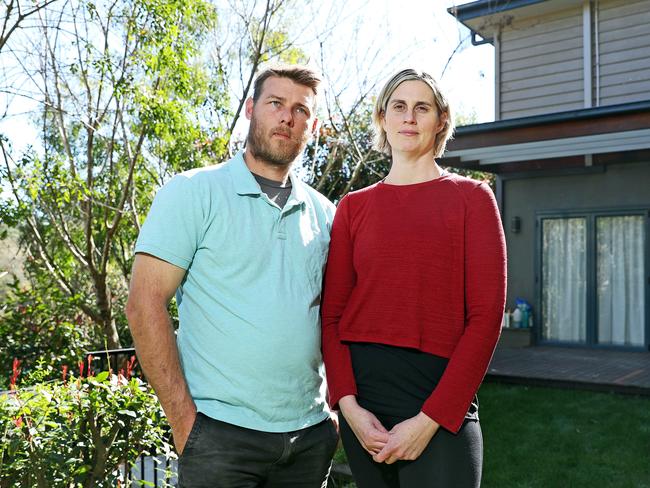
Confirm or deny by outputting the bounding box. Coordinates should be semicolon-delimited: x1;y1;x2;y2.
296;107;308;115
270;100;281;107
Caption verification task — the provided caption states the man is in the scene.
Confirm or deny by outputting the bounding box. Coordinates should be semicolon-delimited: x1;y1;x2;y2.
126;64;338;487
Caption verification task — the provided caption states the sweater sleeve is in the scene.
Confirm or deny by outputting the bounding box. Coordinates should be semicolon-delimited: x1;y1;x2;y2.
321;195;358;410
421;182;507;433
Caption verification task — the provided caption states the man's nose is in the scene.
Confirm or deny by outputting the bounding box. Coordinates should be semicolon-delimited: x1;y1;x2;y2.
279;107;295;127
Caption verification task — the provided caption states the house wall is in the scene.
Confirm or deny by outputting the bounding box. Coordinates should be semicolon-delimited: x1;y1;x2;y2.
595;0;650;106
501;160;650;314
496;0;650;120
499;4;584;119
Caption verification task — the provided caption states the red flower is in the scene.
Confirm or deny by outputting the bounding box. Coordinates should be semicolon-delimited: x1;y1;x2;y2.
126;355;137;379
9;358;21;390
62;365;68;383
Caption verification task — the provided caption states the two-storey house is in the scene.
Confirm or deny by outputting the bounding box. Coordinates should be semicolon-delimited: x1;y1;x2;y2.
445;0;650;350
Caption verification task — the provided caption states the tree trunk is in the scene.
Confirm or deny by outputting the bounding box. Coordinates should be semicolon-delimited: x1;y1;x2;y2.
95;274;121;349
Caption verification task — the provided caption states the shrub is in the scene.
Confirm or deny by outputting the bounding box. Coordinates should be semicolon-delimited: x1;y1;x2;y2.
0;280;92;390
0;367;175;487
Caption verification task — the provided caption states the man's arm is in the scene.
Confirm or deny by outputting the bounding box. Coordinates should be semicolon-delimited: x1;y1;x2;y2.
125;253;196;454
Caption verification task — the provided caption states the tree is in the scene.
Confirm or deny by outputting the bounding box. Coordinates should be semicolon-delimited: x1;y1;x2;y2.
1;0;491;358
1;0;221;349
209;0;312;150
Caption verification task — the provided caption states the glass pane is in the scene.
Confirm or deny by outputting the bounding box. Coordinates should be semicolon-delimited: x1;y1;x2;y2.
597;216;645;346
542;218;587;342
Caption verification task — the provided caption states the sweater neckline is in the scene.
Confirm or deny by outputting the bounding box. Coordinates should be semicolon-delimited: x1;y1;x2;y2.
378;171;451;189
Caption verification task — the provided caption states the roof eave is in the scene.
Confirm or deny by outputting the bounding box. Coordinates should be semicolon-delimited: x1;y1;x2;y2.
447;0;549;22
454;100;650;136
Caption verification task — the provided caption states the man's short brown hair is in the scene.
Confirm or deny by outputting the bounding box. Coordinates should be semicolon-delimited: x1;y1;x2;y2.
252;64;322;103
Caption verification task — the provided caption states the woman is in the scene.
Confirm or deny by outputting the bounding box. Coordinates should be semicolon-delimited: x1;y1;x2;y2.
321;69;506;487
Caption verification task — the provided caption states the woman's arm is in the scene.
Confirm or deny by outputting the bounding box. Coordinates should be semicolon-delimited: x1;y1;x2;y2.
420;182;506;433
321;195;358;408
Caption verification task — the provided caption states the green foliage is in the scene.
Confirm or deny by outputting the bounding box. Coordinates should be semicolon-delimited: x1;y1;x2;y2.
0;0;226;350
0;280;91;391
0;370;174;487
257;29;308;65
131;0;229;171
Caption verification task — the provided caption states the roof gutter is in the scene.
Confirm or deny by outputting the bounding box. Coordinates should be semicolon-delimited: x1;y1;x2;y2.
471;31;493;45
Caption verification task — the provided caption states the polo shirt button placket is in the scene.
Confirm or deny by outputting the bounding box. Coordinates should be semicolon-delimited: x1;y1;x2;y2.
276;214;287;240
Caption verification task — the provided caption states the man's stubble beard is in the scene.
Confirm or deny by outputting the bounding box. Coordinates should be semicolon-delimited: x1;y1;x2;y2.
246;115;308;167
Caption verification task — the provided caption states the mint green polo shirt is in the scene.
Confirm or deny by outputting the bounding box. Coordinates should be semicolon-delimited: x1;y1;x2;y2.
135;152;335;432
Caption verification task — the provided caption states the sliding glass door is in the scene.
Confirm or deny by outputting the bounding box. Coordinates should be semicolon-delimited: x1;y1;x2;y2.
540;211;647;348
596;216;645;347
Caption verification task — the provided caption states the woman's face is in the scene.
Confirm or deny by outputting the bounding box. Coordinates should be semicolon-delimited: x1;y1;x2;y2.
381;80;447;159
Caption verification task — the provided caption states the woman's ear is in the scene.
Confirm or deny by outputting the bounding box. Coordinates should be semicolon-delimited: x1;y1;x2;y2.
436;112;449;134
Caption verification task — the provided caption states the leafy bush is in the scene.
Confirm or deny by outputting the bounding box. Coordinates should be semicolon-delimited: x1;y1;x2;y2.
0;280;92;390
0;367;175;487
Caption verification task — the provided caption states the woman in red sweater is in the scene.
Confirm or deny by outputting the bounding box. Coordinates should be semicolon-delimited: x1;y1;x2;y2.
321;69;507;487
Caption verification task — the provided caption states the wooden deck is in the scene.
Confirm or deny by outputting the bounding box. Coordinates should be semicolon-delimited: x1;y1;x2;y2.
487;345;650;395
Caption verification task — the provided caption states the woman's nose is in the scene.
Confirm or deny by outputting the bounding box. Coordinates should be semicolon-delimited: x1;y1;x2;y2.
403;109;416;123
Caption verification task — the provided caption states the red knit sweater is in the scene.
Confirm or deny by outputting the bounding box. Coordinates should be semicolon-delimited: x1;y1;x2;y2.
321;174;507;433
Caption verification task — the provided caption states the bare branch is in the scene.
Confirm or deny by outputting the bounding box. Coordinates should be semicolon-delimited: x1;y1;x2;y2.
225;0;276;145
441;33;471;79
0;0;60;53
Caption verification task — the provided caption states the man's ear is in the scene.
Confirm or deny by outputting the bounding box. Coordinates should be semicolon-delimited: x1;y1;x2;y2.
245;97;254;120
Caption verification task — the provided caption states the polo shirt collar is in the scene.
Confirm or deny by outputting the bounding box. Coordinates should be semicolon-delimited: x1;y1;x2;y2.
231;152;263;196
286;170;308;207
230;151;308;207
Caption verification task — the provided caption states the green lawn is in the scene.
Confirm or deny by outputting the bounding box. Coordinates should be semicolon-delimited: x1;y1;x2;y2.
332;382;650;487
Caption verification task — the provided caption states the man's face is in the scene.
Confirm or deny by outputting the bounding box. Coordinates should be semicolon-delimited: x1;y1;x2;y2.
245;76;317;167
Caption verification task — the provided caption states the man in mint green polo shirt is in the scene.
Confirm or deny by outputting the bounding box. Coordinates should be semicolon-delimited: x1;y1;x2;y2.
126;64;338;487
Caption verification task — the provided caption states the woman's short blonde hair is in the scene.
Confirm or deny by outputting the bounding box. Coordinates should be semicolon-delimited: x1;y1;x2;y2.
373;69;454;158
